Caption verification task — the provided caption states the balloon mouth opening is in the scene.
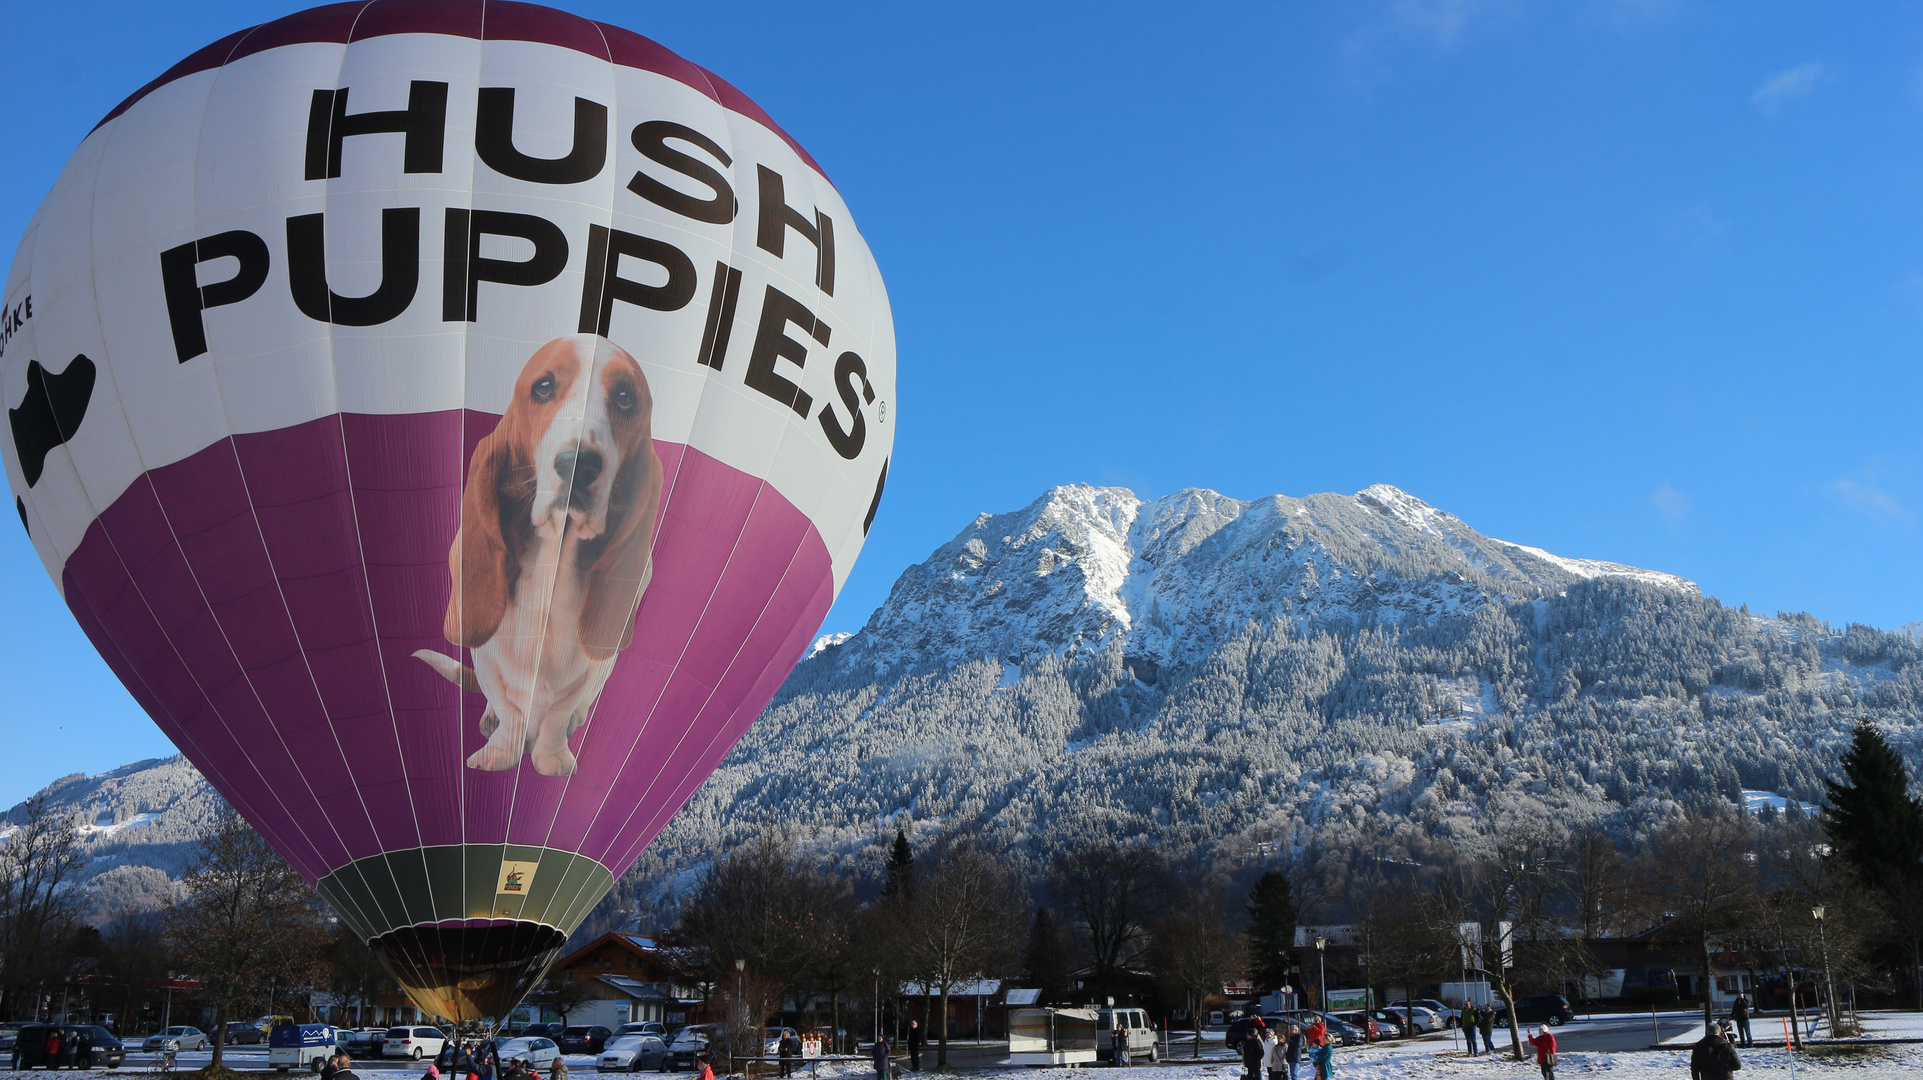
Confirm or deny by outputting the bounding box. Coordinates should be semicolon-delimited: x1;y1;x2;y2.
369;921;570;1023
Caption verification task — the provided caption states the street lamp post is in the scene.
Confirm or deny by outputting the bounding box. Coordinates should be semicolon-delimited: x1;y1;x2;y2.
1315;938;1327;1013
1812;907;1838;1036
734;958;747;1073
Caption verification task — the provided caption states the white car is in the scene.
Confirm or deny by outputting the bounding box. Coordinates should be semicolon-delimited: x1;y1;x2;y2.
1386;999;1458;1028
383;1027;448;1059
493;1037;561;1070
1384;1006;1443;1034
597;1034;668;1072
146;1027;208;1051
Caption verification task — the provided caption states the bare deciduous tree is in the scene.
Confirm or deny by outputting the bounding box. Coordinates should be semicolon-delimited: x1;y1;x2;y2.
895;839;1025;1067
0;798;86;1019
1636;810;1759;1032
1146;889;1241;1057
1050;844;1165;1002
165;808;327;1068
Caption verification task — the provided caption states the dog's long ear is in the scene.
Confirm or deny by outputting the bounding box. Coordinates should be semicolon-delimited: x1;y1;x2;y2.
445;429;517;648
579;434;662;661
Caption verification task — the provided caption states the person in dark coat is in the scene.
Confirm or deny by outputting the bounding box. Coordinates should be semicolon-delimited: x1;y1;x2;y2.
872;1035;892;1080
1282;1022;1304;1080
1689;1028;1740;1080
1476;1005;1495;1052
906;1020;923;1072
779;1031;801;1078
1239;1021;1267;1080
1112;1018;1130;1068
1731;993;1753;1048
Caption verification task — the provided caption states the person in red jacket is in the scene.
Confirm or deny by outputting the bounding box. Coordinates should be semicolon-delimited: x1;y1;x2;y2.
1525;1025;1557;1080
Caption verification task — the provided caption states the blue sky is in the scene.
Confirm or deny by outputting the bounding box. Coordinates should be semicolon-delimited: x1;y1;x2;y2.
5;0;1923;804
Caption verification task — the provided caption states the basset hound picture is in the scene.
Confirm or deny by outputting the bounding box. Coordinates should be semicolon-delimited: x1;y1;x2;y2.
414;334;663;776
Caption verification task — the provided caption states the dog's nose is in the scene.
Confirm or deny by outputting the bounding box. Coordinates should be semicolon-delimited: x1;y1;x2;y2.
555;447;603;488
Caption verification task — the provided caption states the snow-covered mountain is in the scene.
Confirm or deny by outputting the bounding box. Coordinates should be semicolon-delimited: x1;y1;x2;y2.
824;483;1693;681
18;483;1923;935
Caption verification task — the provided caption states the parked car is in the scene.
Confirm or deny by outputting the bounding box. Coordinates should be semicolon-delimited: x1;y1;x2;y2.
0;1025;21;1055
1222;1015;1278;1053
518;1023;559;1039
1511;996;1574;1027
1095;1009;1157;1063
559;1026;615;1055
14;1025;125;1069
1329;1011;1381;1041
145;1027;209;1052
615;1023;667;1039
492;1037;561;1070
70;1026;128;1068
1383;1006;1442;1034
384;1026;447;1059
1385;999;1458;1028
597;1034;669;1072
665;1026;712;1070
1365;1010;1407;1038
1278;1011;1366;1048
221;1022;265;1046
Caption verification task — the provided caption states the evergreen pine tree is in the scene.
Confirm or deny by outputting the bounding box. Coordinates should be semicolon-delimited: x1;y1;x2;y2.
1823;724;1923;892
884;828;916;900
1823;723;1923;1007
1244;869;1299;992
1023;907;1070;1006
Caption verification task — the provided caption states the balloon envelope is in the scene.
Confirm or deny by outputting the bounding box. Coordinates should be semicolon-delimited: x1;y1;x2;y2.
3;0;892;1021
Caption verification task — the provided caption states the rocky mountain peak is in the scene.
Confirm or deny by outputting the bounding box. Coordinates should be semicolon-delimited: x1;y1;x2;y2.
825;481;1696;678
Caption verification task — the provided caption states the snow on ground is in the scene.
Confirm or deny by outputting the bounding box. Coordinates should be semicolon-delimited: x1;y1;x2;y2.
992;1043;1916;1078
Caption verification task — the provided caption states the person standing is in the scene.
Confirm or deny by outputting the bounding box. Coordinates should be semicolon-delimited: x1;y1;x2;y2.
872;1034;892;1080
1689;1027;1740;1080
906;1021;923;1072
1261;1028;1284;1080
1525;1025;1556;1080
1282;1023;1303;1080
1476;1005;1495;1055
1731;992;1752;1048
1239;1021;1266;1080
1309;1033;1333;1080
779;1030;800;1078
1463;1009;1479;1056
1112;1018;1130;1068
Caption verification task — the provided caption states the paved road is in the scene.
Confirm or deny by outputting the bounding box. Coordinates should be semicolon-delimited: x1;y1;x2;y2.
1457;1014;1699;1055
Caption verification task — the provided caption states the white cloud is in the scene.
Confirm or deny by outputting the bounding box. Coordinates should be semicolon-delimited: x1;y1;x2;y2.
1752;61;1823;114
1653;484;1691;529
1830;478;1909;522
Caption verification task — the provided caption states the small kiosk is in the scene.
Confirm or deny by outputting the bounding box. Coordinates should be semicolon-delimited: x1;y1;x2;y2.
1008;1008;1098;1067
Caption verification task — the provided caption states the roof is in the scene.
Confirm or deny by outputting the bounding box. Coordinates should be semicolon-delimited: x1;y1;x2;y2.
594;976;673;1001
1004;989;1041;1006
903;979;1001;998
558;931;665;970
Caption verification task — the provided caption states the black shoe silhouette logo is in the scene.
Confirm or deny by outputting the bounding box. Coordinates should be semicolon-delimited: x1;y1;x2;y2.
9;354;96;487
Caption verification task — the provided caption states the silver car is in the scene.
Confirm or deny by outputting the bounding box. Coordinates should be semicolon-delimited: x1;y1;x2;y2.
597;1034;669;1072
492;1037;561;1070
145;1027;208;1051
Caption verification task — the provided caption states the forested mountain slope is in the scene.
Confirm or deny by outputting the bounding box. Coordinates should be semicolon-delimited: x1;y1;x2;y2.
15;483;1922;926
627;483;1923;897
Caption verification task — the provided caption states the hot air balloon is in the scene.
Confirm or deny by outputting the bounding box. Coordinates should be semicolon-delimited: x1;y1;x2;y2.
2;0;893;1023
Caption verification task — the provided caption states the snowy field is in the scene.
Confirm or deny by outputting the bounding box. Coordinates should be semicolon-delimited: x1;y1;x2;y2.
27;1015;1923;1080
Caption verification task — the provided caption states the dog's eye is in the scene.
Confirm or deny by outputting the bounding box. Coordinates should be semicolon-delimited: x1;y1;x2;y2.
531;374;556;403
612;385;637;415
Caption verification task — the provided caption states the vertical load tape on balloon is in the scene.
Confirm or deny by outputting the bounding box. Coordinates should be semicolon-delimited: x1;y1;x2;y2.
1;0;893;1022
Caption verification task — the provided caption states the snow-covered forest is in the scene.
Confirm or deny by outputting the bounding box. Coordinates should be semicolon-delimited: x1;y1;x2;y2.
620;483;1923;916
10;482;1921;934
